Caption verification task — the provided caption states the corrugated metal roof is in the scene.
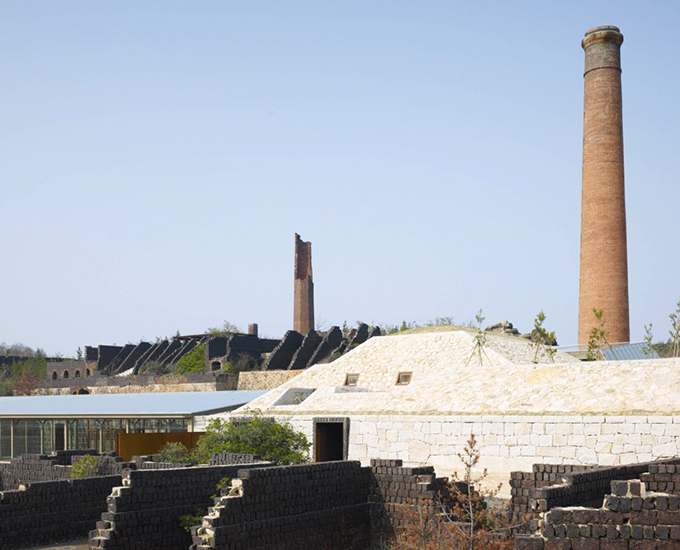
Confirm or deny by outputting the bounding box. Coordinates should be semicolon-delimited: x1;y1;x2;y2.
603;343;659;361
0;391;266;418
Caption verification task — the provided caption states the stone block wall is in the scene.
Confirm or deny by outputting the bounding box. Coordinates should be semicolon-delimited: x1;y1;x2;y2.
515;479;680;549
193;461;372;550
89;463;268;550
275;413;680;499
0;475;121;549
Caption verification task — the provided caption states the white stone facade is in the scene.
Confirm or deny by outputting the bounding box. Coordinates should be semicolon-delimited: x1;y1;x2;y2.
277;413;680;497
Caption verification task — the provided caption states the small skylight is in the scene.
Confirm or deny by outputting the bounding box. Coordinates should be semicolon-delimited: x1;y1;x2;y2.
344;374;359;387
396;372;412;385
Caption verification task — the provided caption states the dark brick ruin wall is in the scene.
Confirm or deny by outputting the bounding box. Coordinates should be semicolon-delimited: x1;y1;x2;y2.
86;457;455;550
515;479;680;550
0;450;133;491
194;461;372;550
641;463;680;495
0;475;121;549
510;459;680;530
89;463;270;550
369;458;453;547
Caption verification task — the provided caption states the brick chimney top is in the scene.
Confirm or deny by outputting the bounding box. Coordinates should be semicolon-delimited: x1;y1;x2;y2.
583;26;623;49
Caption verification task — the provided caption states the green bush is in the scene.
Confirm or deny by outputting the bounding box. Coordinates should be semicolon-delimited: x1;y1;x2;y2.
174;343;206;374
193;415;310;465
153;442;197;464
70;454;102;478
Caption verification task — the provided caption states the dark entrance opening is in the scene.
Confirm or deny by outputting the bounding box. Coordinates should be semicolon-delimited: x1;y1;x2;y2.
315;422;344;462
54;423;65;451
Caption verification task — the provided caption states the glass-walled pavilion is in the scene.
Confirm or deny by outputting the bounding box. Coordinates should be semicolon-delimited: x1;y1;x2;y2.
0;390;266;459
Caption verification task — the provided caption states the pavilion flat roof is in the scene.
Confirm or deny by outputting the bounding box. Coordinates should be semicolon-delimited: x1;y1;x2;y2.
0;391;267;419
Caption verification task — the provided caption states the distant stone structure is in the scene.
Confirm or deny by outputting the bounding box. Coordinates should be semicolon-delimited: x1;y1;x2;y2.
293;233;314;334
578;25;630;345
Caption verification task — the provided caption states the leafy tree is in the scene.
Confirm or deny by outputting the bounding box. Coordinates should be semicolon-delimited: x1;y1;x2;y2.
174;343;206;374
193;416;310;465
206;321;241;337
1;356;47;396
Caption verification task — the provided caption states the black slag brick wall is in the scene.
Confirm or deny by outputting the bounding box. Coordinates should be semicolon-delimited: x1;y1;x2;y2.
0;475;121;549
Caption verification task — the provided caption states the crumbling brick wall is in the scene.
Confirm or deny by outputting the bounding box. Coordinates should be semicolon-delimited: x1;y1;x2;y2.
510;459;680;530
641;463;680;495
0;450;132;490
369;458;452;547
515;479;680;549
0;475;121;549
89;463;269;550
194;461;372;550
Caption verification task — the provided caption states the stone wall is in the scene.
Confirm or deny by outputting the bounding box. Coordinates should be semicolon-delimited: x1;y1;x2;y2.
515;479;680;549
235;370;304;391
89;463;269;550
265;414;680;499
193;461;372;550
0;475;121;549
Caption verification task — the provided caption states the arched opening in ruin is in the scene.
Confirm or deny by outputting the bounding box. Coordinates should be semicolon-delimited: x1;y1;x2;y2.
86;369;91;376
211;361;221;371
63;371;69;379
77;388;89;395
52;371;58;380
74;370;81;378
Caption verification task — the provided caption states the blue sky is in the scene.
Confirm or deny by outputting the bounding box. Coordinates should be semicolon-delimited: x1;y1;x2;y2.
1;1;679;355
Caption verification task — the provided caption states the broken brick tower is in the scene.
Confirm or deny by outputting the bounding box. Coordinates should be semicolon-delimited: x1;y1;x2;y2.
578;26;630;346
294;233;314;334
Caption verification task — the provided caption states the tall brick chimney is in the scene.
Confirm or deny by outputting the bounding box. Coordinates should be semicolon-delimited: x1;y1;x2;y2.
578;26;630;346
294;233;314;334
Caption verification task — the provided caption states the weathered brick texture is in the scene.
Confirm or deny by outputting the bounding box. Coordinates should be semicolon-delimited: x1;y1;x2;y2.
0;475;121;549
510;459;680;531
293;233;314;334
578;25;630;345
515;479;680;549
89;463;270;550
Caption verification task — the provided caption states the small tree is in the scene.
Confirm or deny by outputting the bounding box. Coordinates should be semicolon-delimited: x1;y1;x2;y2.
669;298;680;358
529;311;557;364
385;434;513;550
586;308;610;361
193;415;310;465
466;310;492;367
642;323;655;359
70;454;104;478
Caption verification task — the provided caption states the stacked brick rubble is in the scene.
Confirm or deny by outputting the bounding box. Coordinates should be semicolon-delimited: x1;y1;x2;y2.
515;480;680;549
193;461;372;550
0;475;121;549
510;459;680;531
0;450;132;490
89;463;268;550
369;458;451;544
641;463;680;495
